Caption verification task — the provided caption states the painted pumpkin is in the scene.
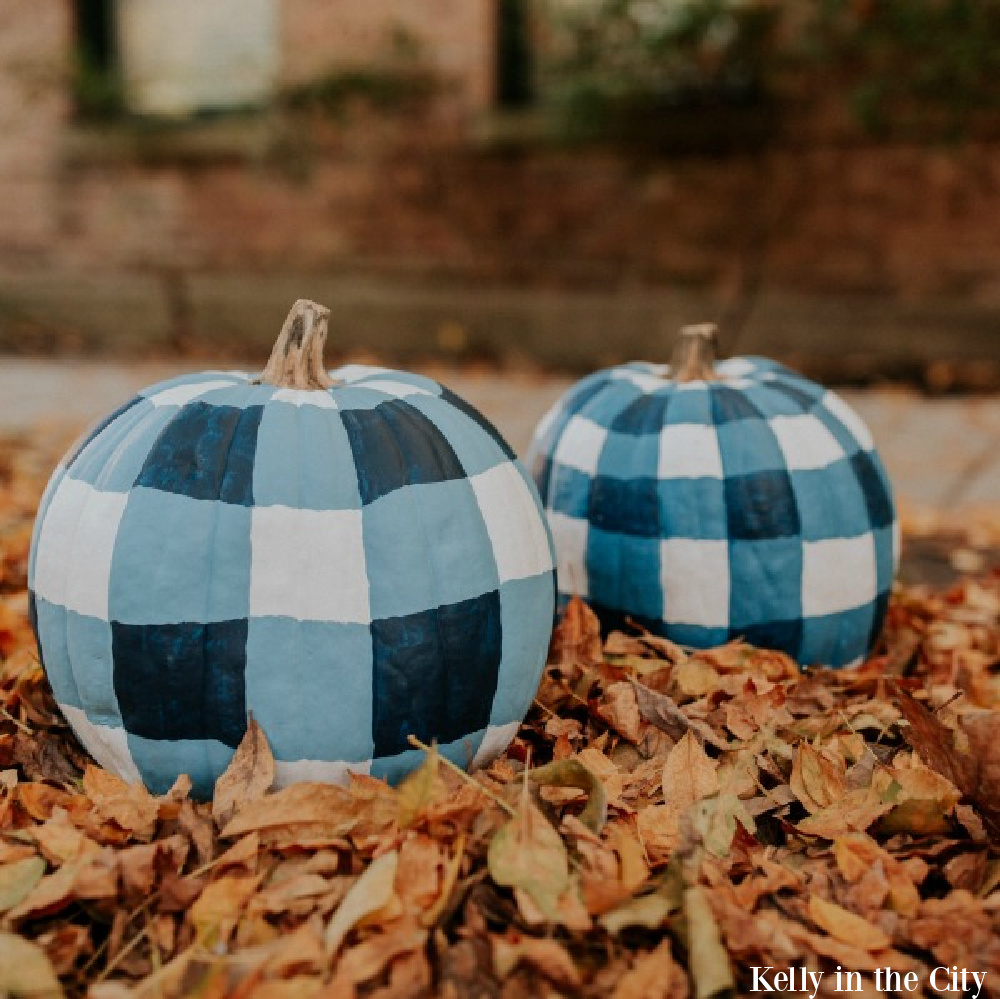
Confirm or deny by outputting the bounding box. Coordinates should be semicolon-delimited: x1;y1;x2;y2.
527;325;898;668
29;300;555;797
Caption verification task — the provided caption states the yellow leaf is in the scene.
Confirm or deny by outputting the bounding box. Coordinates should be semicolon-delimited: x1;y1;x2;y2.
488;800;570;921
325;850;398;957
396;744;441;828
683;886;735;999
0;930;64;997
0;858;46;913
807;895;891;952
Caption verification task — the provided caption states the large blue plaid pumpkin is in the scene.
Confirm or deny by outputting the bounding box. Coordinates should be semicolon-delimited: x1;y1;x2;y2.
29;304;555;797
527;341;898;668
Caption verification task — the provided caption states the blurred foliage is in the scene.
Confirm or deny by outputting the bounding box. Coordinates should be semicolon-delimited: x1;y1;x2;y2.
280;26;437;116
540;0;1000;141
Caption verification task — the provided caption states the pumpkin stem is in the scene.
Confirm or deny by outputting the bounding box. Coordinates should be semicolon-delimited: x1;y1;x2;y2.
671;323;719;383
259;299;336;390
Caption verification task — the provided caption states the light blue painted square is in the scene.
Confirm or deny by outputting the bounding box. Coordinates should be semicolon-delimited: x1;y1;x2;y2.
252;403;362;510
127;732;235;798
405;395;508;477
34;598;82;710
76;404;176;494
791;462;870;542
65;609;119;725
245;617;374;763
110;487;251;625
363;479;499;620
490;573;555;724
577;379;643;425
657;477;727;540
354;369;443;394
715;418;785;477
667;622;731;649
874;525;896;595
663;386;714;426
740;383;809;419
330;387;394;411
595;431;661;479
587;528;663;620
729;538;803;629
800;605;873;668
371;730;485;786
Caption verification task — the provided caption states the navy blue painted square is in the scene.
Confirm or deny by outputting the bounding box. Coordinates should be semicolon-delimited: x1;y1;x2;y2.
342;400;466;504
725;469;801;540
588;475;660;538
438;387;516;461
767;379;819;411
610;394;670;436
112;619;248;747
738;617;803;660
868;590;891;650
729;538;803;629
710;385;764;424
548;465;592;519
370;590;502;757
136;402;264;505
850;451;894;529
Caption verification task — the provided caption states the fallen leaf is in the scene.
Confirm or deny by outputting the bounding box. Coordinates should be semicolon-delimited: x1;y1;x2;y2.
325;850;398;957
525;758;607;833
493;934;581;990
612;939;683;999
807;894;891;951
82;766;158;841
488;798;570;921
0;857;46;913
0;930;64;997
662;731;720;814
211;717;274;828
683;886;735;999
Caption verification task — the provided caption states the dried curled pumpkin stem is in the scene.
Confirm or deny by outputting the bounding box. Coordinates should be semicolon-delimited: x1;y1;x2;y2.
672;322;719;383
259;298;336;390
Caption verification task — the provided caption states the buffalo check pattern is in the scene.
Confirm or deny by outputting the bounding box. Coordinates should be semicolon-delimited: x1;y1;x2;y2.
527;357;898;668
30;367;555;797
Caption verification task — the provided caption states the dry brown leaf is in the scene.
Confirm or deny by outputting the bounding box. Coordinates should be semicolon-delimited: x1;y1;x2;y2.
211;717;274;828
612;940;685;999
82;765;158;841
662;731;720;814
493;934;581;990
0;930;65;998
807;894;891;951
325;850;399;957
188;873;261;947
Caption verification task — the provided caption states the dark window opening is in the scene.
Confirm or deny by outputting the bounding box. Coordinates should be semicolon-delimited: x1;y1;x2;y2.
73;0;120;118
496;0;535;108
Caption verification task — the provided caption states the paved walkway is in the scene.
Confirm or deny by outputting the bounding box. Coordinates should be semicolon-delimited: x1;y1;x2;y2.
1;358;997;516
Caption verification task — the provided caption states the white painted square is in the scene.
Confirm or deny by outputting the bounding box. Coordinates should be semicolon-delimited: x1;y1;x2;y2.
769;414;845;470
552;415;608;475
470;464;554;583
332;364;390;383
273;758;372;788
548;512;590;598
61;706;143;785
145;379;238;408
250;505;370;623
271;388;338;408
611;368;665;392
717;358;757;378
802;534;877;616
660;538;730;627
821;391;874;451
359;379;434;399
471;721;520;769
657;423;724;479
33;477;127;620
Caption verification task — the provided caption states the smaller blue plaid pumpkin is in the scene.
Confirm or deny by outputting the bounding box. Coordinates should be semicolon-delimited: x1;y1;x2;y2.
29;301;556;798
526;326;898;668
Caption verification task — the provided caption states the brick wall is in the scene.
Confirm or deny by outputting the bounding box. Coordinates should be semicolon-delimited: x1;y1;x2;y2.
0;0;999;369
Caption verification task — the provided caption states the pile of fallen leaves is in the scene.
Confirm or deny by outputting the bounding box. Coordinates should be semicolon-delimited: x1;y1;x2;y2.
0;433;999;999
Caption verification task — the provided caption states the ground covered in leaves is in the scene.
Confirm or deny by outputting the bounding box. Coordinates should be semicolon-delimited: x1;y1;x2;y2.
0;433;999;999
